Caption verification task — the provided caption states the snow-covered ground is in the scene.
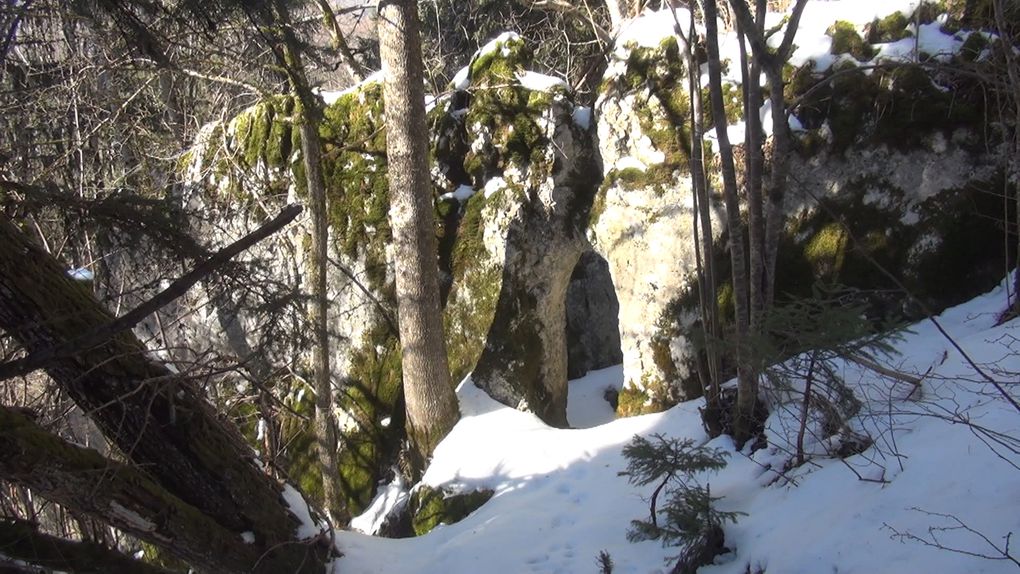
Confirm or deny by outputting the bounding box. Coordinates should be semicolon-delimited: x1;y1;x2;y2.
334;276;1019;573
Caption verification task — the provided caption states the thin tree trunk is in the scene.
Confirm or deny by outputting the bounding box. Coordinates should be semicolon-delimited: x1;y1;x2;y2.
271;0;349;525
728;0;809;310
314;0;366;83
680;11;722;433
377;0;460;473
795;353;816;466
0;216;328;573
990;0;1020;312
762;62;792;309
604;0;627;31
704;0;756;444
739;1;767;332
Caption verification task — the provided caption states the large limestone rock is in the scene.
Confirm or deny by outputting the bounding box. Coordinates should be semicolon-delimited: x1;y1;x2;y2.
592;7;1012;414
179;32;602;512
591;33;726;413
437;33;601;427
565;251;622;379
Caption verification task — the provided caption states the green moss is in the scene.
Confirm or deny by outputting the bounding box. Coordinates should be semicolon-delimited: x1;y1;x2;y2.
616;378;675;417
828;21;876;61
804;223;849;278
959;31;989;61
409;486;494;536
788;59;986;152
599;37;695;201
336;321;403;513
277;380;322;502
866;12;912;44
319;81;392;292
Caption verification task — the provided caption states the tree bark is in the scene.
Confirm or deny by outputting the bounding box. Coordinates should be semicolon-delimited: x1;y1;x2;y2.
0;517;173;574
704;0;756;444
377;0;460;472
0;406;314;574
678;11;722;433
0;216;329;573
269;0;349;525
738;0;767;332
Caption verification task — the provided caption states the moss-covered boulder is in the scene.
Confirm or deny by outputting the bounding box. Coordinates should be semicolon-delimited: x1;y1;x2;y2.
594;6;1014;415
182;31;602;514
408;485;493;536
437;32;601;427
184;79;402;516
593;31;727;414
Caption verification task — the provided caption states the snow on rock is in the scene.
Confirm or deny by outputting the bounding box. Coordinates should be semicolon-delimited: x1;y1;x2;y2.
440;184;477;203
350;474;409;535
282;483;325;540
514;71;567;93
334;277;1020;574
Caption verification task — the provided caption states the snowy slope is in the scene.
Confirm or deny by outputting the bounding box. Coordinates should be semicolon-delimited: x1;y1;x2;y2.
334;276;1019;573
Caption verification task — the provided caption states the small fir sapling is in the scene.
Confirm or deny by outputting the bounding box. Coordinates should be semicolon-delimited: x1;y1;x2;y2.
620;434;743;573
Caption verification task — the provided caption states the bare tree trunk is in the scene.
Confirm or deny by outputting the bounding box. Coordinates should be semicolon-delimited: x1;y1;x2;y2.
989;0;1020;312
269;0;349;525
678;10;723;434
604;0;627;30
739;0;767;331
704;0;757;445
0;216;329;573
377;0;460;473
314;0;366;83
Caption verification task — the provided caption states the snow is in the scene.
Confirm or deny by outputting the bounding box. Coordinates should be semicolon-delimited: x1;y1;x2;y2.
350;473;409;535
515;71;566;93
67;267;93;281
336;275;1020;573
482;177;508;199
320;71;384;105
282;483;325;540
440;184;477;203
477;32;521;60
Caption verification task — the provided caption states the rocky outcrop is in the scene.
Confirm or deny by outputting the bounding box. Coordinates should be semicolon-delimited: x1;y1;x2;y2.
180;32;603;512
436;33;601;427
591;7;1013;414
565;251;622;379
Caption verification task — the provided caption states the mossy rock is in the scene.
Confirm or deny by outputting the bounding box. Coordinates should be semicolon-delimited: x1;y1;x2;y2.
335;321;404;513
319;81;393;293
788;60;987;152
865;11;912;44
409;486;494;536
828;21;876;61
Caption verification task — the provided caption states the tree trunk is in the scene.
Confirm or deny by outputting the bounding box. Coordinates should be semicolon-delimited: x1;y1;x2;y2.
377;0;460;472
604;0;627;31
270;0;349;525
682;15;722;434
0;517;172;574
739;0;767;332
704;0;757;444
0;406;320;574
0;216;329;573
